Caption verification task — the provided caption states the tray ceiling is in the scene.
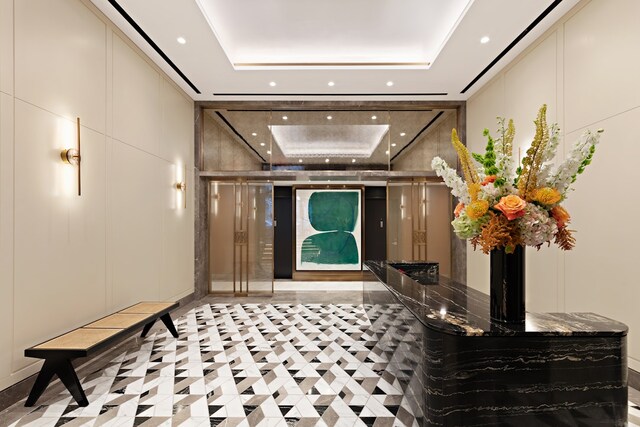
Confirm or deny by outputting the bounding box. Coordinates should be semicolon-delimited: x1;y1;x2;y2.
90;0;579;100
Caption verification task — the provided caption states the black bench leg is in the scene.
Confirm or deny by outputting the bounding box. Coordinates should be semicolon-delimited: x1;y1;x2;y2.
160;313;179;338
141;319;156;337
25;358;88;407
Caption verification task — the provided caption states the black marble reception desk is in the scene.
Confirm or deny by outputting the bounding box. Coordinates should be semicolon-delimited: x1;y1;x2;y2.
364;260;628;426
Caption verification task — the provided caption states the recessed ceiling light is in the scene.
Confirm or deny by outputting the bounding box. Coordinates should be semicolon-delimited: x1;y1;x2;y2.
480;36;490;44
391;143;397;147
269;81;276;87
328;81;335;87
371;115;377;120
385;150;390;155
298;159;303;163
282;115;288;120
352;159;356;163
260;142;265;146
325;158;330;163
386;81;394;87
400;132;406;136
267;150;272;154
176;37;186;44
252;132;257;136
326;115;332;120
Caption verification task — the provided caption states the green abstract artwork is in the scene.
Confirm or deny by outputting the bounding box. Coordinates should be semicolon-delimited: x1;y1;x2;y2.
307;191;358;232
296;189;361;270
301;231;359;264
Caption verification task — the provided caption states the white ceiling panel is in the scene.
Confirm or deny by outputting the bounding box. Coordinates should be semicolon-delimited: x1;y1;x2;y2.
89;0;580;100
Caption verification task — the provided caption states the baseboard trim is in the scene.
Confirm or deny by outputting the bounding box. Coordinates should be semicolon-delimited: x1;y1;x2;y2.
630;368;640;391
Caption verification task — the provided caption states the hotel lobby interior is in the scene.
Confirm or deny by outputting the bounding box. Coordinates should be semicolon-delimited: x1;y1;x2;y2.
1;0;639;425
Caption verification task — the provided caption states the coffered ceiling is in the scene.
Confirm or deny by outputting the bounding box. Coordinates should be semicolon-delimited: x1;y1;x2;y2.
90;0;579;101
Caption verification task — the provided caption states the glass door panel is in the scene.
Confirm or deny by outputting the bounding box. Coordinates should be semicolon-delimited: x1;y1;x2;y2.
209;182;235;292
209;181;274;294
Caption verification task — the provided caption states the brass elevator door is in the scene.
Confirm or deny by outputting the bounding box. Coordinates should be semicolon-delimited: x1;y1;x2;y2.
209;181;274;294
387;181;452;277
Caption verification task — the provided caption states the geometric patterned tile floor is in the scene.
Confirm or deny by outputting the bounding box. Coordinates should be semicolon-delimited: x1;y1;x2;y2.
3;302;639;426
7;303;418;427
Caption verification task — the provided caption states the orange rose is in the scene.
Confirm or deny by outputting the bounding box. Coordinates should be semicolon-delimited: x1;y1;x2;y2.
454;202;465;218
482;175;497;186
466;200;489;220
494;195;527;220
551;205;570;227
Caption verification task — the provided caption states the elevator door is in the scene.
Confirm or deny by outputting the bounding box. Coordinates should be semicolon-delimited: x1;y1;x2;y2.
387;181;452;276
209;182;274;294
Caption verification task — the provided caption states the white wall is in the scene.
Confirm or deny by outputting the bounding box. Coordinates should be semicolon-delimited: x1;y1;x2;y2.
0;0;194;390
466;0;640;371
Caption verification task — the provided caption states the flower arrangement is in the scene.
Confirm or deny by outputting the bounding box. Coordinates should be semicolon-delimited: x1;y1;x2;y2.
431;104;602;254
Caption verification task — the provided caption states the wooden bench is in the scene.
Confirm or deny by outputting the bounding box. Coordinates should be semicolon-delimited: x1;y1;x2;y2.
24;301;179;407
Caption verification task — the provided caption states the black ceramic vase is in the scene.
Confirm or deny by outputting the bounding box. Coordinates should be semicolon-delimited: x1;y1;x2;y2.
490;245;525;324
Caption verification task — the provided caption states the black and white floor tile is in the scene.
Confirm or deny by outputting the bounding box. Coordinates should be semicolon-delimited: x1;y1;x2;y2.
7;303;640;426
9;303;418;427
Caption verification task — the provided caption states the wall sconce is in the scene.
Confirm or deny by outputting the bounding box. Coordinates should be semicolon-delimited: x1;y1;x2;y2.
60;117;81;196
175;163;187;209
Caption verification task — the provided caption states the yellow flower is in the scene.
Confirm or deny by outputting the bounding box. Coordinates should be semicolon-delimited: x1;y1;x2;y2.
466;199;489;220
532;187;562;205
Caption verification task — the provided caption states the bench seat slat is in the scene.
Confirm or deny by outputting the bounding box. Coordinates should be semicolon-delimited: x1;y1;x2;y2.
119;302;176;314
85;313;152;329
33;328;122;351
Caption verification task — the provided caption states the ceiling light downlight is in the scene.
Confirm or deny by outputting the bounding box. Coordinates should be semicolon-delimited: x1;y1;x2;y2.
269;81;276;87
252;132;257;136
326;115;332;120
328;81;335;87
260;143;265;146
352;159;356;163
325;158;330;163
386;81;394;87
371;115;377;120
299;159;303;163
480;36;490;44
282;116;288;120
400;132;406;136
176;37;186;44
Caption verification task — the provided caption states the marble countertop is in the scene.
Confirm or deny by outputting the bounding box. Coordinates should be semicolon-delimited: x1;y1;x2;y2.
365;260;628;337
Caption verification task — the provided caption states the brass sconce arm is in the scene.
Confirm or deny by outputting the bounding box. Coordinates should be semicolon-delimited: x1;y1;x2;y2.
60;117;82;196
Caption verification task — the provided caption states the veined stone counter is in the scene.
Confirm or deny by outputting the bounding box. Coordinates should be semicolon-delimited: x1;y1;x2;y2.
364;260;628;426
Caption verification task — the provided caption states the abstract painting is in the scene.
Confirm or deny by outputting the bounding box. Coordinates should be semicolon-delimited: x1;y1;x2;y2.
295;188;362;271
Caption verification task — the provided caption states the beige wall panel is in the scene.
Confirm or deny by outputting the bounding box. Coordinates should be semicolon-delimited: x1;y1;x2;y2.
564;0;640;134
13;100;106;371
564;108;640;371
0;0;13;95
14;0;106;133
504;32;558;133
467;76;505;152
109;140;162;310
160;161;193;300
0;93;14;382
160;80;194;164
112;34;161;155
